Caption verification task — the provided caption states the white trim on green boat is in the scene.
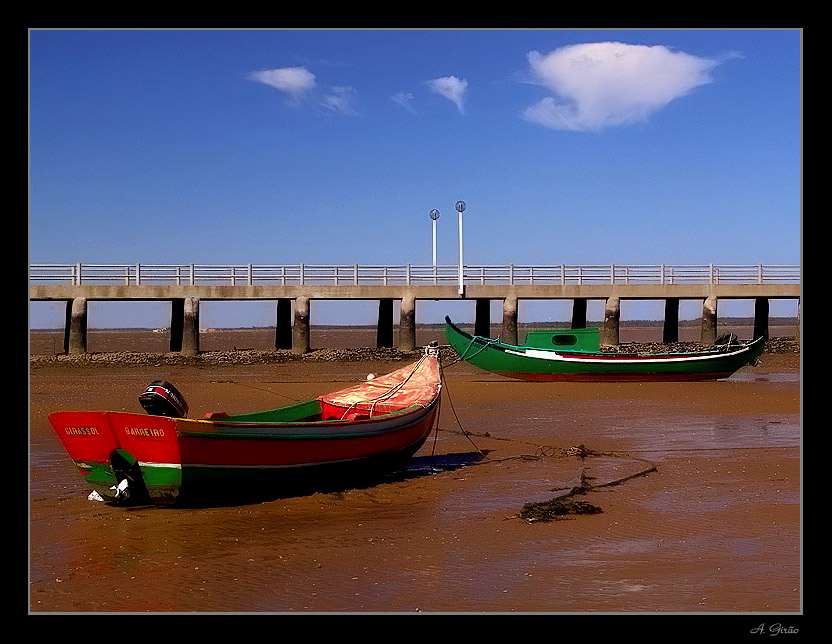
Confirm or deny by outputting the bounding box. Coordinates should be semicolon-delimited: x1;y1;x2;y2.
506;346;754;364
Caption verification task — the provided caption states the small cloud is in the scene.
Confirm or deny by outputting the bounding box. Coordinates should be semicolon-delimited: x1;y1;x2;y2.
391;92;415;112
247;66;316;105
321;86;359;116
522;42;720;132
426;75;468;115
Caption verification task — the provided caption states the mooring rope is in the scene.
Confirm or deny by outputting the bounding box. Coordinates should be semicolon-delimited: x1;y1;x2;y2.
442;335;499;369
436;355;486;457
432;351;659;494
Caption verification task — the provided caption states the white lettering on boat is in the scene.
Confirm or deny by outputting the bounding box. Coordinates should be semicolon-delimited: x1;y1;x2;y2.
64;426;99;435
124;427;166;437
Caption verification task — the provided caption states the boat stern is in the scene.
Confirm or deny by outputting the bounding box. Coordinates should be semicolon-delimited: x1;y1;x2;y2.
48;410;184;504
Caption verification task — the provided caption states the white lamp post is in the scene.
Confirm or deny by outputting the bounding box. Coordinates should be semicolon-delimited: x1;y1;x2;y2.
455;200;466;296
429;209;440;267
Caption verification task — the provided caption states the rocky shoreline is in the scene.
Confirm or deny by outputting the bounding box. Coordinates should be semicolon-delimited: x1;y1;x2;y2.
29;337;799;368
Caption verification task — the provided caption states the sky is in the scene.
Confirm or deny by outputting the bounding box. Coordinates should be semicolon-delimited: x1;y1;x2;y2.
28;28;802;328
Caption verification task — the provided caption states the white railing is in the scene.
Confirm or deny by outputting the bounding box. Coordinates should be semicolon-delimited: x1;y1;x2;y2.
29;263;801;287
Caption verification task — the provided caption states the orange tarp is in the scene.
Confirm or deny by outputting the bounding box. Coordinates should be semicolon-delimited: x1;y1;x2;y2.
318;355;441;418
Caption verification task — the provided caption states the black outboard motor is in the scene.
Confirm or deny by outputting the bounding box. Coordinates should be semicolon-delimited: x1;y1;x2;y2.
139;380;189;418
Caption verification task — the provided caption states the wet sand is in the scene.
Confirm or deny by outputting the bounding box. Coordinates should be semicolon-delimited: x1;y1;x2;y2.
29;330;801;617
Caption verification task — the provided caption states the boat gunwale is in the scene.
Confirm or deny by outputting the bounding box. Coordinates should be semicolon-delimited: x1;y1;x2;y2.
177;399;438;438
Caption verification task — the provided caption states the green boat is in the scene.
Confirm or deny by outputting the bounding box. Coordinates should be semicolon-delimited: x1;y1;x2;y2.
445;316;766;382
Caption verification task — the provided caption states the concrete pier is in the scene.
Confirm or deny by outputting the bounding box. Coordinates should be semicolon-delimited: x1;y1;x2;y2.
399;295;416;352
67;297;87;355
754;297;770;339
502;296;518;346
663;298;679;343
276;298;292;350
292;296;310;354
169;298;184;352
182;297;200;356
377;298;394;348
475;299;491;339
701;295;718;344
571;298;587;329
31;278;799;355
601;296;621;347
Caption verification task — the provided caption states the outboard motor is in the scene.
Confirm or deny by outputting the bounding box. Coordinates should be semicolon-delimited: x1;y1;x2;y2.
139;380;189;418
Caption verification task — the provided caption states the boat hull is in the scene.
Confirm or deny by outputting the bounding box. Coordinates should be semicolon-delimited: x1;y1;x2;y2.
445;317;766;382
48;353;442;505
49;401;439;504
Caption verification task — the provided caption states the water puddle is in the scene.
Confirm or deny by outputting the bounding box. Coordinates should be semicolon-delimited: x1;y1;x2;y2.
728;372;800;383
620;414;800;453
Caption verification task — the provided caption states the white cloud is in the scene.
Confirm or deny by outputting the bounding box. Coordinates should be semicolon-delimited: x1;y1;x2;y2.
522;42;720;132
248;66;316;105
391;92;415;112
321;86;359;116
426;76;468;115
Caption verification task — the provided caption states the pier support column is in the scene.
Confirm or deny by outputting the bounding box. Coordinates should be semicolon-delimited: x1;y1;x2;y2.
502;296;518;346
571;298;587;329
796;300;801;343
399;296;416;352
181;296;200;356
66;297;88;355
701;295;718;345
754;297;770;340
292;297;310;354
377;298;394;348
601;296;620;347
663;298;679;343
169;298;184;352
475;299;491;338
275;298;292;350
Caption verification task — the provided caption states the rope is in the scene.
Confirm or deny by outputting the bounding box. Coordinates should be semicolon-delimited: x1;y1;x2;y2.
431;353;659;496
436;356;486;457
443;334;499;369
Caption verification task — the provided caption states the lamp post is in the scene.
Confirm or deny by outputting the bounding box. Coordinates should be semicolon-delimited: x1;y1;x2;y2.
429;209;440;267
455;200;466;296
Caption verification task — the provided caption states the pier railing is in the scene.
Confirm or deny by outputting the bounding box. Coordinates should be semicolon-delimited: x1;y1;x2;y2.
29;263;801;287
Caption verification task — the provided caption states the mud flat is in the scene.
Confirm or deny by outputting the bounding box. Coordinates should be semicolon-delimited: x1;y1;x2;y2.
29;330;801;617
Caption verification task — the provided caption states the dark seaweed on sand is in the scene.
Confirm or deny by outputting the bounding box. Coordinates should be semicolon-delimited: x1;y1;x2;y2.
519;497;603;522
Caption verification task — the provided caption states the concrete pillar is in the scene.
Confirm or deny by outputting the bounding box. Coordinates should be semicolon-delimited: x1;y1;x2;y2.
475;298;491;338
169;298;184;352
663;298;679;343
398;296;416;352
181;296;200;356
796;300;801;343
377;298;394;348
701;295;718;345
62;300;71;353
601;296;620;347
66;297;88;355
502;296;518;346
571;298;587;329
275;298;292;350
754;297;770;340
292;297;310;354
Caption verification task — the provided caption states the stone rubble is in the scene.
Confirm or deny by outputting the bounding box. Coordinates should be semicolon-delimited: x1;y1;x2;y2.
29;337;798;368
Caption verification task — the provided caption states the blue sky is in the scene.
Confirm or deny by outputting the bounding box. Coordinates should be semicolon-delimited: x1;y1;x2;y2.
29;29;802;328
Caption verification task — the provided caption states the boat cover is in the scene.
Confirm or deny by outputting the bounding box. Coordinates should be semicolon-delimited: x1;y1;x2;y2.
318;354;441;419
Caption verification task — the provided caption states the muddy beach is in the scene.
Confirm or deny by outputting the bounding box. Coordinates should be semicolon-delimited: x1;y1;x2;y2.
29;328;801;618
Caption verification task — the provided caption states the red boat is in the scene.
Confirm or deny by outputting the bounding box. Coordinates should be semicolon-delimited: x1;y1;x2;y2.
49;348;442;505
